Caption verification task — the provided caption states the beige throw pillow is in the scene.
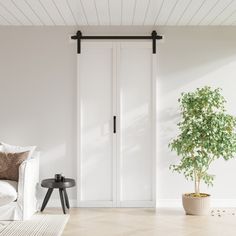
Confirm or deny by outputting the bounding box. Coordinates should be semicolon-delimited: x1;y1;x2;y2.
0;151;29;181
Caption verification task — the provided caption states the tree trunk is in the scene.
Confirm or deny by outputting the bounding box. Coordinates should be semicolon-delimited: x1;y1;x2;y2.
195;181;200;195
194;171;200;195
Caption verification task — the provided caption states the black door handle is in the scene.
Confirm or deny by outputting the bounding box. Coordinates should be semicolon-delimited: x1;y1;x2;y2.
113;116;116;134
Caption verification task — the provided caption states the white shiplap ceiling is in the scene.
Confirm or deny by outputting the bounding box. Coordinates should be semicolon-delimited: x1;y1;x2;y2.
1;0;236;26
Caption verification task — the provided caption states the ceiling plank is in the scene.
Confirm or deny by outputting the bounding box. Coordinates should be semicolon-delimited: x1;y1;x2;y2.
211;0;236;25
122;0;136;25
0;2;21;25
66;0;78;25
155;0;180;25
15;0;43;25
7;0;33;25
1;0;236;26
132;0;149;25
163;0;180;25
39;0;64;25
68;0;87;25
199;0;232;25
143;0;164;25
80;0;98;25
52;0;76;25
177;0;205;25
221;9;236;25
109;0;121;25
189;0;219;25
167;0;191;25
94;0;100;25
25;0;54;25
95;0;110;25
0;13;10;25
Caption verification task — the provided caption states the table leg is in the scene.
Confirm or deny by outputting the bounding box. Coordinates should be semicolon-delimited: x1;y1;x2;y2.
59;188;66;214
63;189;70;209
41;188;53;212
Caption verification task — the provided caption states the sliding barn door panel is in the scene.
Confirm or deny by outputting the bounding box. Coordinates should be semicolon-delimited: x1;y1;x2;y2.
78;42;156;207
119;44;154;203
79;44;113;202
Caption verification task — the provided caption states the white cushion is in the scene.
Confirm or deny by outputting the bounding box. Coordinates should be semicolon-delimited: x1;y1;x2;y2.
0;142;36;159
0;180;17;207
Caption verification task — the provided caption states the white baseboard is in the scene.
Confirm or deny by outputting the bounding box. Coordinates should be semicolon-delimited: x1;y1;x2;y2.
75;200;156;207
157;199;236;208
78;201;114;207
156;199;182;208
119;201;156;207
39;198;236;208
211;199;236;208
78;200;155;207
39;199;155;208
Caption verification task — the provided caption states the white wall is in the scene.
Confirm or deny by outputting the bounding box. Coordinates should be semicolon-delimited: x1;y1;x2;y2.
156;27;236;207
0;27;78;202
1;26;236;206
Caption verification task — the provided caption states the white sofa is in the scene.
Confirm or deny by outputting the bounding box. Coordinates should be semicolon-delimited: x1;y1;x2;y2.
0;152;39;220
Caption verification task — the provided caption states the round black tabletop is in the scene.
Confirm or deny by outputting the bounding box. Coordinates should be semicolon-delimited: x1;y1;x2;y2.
41;178;76;189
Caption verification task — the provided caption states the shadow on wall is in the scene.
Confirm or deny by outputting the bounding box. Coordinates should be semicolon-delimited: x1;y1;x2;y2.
156;28;236;197
81;102;152;200
157;60;236;166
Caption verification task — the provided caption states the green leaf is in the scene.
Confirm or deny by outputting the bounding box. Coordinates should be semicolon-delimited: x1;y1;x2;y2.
169;86;236;192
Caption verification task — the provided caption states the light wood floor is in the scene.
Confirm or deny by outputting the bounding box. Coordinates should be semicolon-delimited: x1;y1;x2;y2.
43;208;236;236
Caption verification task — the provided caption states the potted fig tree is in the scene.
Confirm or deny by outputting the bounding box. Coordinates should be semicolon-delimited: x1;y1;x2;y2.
169;86;236;215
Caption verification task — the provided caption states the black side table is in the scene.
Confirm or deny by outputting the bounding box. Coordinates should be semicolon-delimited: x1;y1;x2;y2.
41;178;76;214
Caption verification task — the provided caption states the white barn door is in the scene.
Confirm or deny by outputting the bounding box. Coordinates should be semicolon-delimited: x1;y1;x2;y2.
78;42;115;207
118;43;155;207
77;42;156;207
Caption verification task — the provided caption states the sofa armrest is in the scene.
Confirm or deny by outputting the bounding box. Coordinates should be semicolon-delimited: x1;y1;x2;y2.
17;153;39;220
